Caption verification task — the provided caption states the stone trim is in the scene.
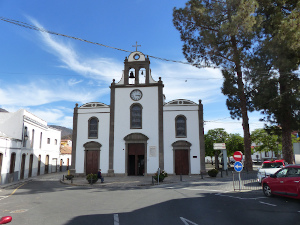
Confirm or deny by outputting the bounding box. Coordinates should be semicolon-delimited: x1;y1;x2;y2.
108;80;116;176
158;77;164;170
124;133;149;141
172;140;192;175
198;100;206;174
83;141;102;150
124;133;148;176
70;103;78;174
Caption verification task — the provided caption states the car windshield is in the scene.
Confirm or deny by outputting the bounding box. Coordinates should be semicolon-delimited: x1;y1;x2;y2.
262;162;283;168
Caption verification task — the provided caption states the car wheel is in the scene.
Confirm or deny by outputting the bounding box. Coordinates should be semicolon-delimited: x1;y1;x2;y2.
263;184;273;197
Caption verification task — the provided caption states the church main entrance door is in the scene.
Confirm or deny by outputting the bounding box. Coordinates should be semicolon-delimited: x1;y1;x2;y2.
128;143;145;176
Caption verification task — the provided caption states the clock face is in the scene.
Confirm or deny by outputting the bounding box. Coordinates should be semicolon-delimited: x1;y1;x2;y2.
130;89;142;101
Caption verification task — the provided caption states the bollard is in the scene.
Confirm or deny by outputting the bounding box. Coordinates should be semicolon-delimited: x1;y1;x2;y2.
200;172;203;179
62;175;64;181
180;174;182;182
71;178;73;184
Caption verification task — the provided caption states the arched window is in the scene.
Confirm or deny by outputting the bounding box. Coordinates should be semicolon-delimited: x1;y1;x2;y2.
131;104;142;129
88;117;99;138
175;115;187;137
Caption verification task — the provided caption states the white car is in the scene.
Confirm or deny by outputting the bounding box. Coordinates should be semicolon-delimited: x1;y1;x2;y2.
257;160;286;183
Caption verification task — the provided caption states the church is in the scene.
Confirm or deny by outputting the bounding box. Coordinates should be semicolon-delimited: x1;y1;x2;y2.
71;50;205;176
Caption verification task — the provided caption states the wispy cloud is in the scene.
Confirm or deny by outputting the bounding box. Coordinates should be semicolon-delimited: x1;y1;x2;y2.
152;62;224;104
29;17;123;83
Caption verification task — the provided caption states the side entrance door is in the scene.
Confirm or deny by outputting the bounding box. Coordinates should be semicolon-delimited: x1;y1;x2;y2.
175;150;189;175
86;150;99;175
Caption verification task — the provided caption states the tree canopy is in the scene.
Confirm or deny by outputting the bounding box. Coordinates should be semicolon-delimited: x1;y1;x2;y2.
246;0;300;164
173;0;260;170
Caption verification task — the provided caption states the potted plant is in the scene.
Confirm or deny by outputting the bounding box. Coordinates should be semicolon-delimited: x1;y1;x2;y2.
86;173;98;184
208;169;219;177
154;170;168;182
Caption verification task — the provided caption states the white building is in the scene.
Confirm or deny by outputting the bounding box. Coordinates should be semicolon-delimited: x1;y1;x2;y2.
0;109;61;184
59;139;72;172
71;51;205;176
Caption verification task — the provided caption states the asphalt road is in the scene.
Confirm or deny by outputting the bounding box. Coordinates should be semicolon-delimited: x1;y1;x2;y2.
1;178;299;225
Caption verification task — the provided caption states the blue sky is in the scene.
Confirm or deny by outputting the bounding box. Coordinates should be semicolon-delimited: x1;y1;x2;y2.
0;0;267;135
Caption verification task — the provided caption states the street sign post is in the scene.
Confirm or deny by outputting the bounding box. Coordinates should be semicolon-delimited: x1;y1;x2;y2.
233;151;243;162
213;143;228;170
234;161;243;172
213;143;226;150
233;157;243;190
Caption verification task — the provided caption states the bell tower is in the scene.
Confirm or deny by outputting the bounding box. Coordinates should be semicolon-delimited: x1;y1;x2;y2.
123;51;151;85
108;46;164;177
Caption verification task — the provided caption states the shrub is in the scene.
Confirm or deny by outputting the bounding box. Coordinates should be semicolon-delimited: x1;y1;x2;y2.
208;169;219;177
154;170;168;182
86;173;98;181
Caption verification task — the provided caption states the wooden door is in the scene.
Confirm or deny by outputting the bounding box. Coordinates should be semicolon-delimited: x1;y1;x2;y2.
45;155;49;174
86;151;98;175
128;143;144;176
20;154;26;179
175;150;189;175
28;154;33;177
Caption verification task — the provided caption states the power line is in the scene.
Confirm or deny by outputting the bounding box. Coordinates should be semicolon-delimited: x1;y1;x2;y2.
0;16;215;69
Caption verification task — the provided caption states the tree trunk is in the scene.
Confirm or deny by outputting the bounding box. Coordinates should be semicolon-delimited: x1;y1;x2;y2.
231;35;253;171
237;70;253;171
279;72;294;164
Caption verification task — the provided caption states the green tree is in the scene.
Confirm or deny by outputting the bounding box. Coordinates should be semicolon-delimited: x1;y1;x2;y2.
226;133;244;158
246;0;300;164
251;128;281;158
204;128;228;169
173;0;260;170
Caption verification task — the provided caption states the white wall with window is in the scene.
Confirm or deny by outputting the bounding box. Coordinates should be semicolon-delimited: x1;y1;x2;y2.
163;101;201;174
0;109;61;184
75;103;110;174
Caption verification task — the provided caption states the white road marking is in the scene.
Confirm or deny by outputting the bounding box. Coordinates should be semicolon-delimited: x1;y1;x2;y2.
0;196;8;201
216;193;266;200
180;217;199;225
183;188;229;193
114;214;119;225
259;201;277;207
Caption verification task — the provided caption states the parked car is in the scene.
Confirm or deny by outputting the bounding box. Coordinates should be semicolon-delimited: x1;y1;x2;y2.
257;160;286;183
0;216;12;224
262;165;300;199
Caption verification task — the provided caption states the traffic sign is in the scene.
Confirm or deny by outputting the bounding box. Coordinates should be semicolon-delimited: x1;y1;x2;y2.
213;143;226;150
233;151;243;161
234;161;243;172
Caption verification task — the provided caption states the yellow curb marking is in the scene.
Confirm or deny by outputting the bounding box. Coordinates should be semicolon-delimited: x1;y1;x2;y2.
8;182;28;197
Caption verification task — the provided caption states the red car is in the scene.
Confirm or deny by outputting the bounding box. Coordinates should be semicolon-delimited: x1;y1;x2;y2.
262;165;300;199
0;216;12;224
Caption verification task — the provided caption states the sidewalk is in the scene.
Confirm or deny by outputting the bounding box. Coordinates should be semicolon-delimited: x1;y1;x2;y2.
1;170;235;190
60;172;233;189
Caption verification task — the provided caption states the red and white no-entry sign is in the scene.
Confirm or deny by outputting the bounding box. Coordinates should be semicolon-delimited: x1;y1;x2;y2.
233;151;243;161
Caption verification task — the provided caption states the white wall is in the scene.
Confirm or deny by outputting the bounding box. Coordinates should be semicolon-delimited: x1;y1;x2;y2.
0;109;61;184
163;104;201;175
114;87;160;174
76;106;110;174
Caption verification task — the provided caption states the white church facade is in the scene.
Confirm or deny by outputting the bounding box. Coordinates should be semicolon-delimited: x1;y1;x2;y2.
71;51;205;176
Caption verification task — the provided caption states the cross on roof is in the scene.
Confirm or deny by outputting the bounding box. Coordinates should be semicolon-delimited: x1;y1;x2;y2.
132;41;141;51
